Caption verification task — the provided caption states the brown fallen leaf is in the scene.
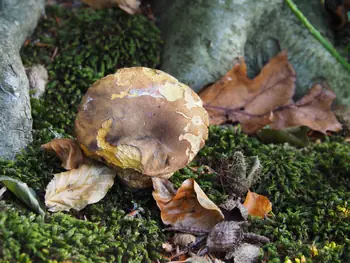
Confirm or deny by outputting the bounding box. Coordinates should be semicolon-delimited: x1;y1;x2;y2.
41;138;85;170
152;178;224;231
199;51;342;134
199;51;296;133
82;0;140;14
243;190;272;218
270;84;342;134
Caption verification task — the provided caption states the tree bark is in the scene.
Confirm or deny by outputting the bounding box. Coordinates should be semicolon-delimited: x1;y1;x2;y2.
0;0;45;159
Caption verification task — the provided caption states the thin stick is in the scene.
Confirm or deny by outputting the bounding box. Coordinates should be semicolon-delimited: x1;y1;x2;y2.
285;0;350;72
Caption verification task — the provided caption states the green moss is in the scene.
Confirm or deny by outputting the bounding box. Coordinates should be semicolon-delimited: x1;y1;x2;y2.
1;5;164;263
0;204;163;263
21;5;162;135
172;126;350;262
1;4;349;263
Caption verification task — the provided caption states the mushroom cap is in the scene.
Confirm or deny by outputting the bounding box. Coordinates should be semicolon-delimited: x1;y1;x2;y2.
74;67;209;183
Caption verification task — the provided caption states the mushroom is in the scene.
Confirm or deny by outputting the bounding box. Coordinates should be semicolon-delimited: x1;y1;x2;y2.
74;67;209;188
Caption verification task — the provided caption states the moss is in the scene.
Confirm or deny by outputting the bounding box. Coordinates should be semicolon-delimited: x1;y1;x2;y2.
0;204;164;263
1;4;349;263
1;5;164;263
172;126;350;262
21;5;162;135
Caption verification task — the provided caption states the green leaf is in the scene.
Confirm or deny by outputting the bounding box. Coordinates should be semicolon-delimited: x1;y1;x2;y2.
0;176;46;215
257;126;310;148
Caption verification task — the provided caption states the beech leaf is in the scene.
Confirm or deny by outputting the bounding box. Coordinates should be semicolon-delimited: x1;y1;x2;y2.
0;177;46;215
45;164;116;212
42;138;86;170
152;178;224;231
243;190;272;218
269;84;342;134
199;51;342;134
82;0;140;14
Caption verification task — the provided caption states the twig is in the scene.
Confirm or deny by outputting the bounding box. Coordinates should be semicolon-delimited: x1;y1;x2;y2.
50;46;59;61
285;0;350;72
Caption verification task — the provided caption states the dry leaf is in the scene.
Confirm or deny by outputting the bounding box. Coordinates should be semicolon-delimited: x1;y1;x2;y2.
45;164;116;212
243;190;272;218
270;84;342;134
152;178;224;231
82;0;140;14
199;51;295;133
42;138;85;170
199;51;342;134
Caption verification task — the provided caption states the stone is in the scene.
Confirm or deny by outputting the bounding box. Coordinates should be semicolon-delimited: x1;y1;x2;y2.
152;0;350;105
25;65;48;99
0;0;45;159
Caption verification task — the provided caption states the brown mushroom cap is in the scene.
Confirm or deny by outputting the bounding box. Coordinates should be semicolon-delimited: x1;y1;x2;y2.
74;67;209;187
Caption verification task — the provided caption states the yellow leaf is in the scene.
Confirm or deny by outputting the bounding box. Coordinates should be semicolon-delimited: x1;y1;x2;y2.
45;164;116;212
152;178;224;231
243;190;272;218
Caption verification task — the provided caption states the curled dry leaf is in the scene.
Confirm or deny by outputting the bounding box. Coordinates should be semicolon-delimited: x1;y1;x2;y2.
82;0;140;14
45;164;116;212
152;178;224;231
41;138;85;170
243;190;272;218
199;51;342;134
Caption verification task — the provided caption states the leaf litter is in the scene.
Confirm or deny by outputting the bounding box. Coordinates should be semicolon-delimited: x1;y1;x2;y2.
199;51;342;135
153;178;271;262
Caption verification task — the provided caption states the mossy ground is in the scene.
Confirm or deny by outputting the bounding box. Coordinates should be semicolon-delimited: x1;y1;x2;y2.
0;4;349;263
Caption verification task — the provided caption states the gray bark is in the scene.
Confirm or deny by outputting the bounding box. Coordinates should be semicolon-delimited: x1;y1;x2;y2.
0;0;45;159
153;0;350;105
